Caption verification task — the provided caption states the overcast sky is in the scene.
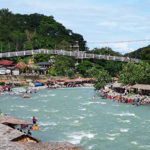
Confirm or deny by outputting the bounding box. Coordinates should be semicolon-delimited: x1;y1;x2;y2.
1;0;150;53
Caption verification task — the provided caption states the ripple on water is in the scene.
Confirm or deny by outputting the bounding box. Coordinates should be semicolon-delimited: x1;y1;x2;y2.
49;94;56;97
64;117;72;120
131;141;138;145
39;122;57;126
50;109;59;113
120;128;129;133
88;145;96;150
117;118;131;123
109;112;137;118
107;133;120;137
77;96;83;99
81;101;101;106
16;105;27;108
78;116;85;120
67;131;96;144
32;109;39;112
106;137;115;141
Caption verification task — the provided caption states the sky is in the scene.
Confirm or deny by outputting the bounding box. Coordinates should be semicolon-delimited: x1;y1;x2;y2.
1;0;150;53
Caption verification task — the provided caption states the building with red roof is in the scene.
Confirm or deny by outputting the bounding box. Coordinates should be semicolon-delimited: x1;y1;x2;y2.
0;60;14;66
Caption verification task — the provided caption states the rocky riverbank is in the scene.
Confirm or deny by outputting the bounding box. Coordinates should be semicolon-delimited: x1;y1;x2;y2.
0;115;85;150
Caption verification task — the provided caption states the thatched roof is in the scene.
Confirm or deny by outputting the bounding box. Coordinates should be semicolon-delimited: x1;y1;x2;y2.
131;84;150;90
0;115;33;125
112;82;125;88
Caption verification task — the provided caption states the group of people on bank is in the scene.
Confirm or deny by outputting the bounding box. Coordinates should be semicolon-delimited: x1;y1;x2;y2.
1;85;11;92
19;116;39;136
96;89;150;106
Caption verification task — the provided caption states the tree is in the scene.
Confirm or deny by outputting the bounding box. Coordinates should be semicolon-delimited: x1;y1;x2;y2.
54;55;75;76
93;69;112;90
87;65;103;78
66;68;76;79
119;61;150;85
77;60;93;77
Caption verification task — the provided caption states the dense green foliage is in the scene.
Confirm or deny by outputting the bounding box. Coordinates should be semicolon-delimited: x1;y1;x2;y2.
0;9;85;52
119;61;150;85
52;55;75;76
125;45;150;62
89;47;121;56
77;60;94;77
33;54;52;63
93;68;112;90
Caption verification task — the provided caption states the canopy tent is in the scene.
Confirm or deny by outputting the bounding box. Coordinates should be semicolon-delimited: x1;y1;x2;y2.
130;84;150;91
112;82;125;88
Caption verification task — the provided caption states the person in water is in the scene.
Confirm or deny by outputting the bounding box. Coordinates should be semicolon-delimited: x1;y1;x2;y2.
32;116;37;124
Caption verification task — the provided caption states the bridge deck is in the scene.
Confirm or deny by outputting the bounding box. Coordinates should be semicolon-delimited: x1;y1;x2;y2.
0;49;139;63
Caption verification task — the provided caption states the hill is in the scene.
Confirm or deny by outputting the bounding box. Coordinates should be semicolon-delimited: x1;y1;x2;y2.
125;45;150;61
0;9;85;52
89;47;122;56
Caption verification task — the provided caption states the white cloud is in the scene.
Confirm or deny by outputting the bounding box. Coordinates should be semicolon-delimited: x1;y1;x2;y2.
1;0;150;52
98;21;118;27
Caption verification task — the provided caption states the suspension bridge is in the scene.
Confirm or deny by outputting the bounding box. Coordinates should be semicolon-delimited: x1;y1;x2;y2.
0;49;139;63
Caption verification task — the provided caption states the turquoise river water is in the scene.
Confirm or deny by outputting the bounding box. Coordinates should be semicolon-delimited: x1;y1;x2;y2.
1;87;150;150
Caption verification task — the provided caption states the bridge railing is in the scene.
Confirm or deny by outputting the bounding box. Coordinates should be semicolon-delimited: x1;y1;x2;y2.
0;49;140;63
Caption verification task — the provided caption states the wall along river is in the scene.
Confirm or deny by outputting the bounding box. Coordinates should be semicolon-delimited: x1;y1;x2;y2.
1;87;150;150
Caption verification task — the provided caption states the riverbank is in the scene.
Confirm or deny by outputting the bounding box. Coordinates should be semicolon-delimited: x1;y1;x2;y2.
97;88;150;106
0;114;84;150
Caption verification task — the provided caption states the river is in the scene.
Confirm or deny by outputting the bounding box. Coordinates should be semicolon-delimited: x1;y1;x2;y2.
0;87;150;150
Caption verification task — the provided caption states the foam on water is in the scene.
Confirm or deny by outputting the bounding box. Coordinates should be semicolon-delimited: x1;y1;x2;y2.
106;137;115;141
73;120;79;124
39;122;57;126
88;145;96;150
100;102;106;105
78;116;85;119
64;117;72;120
50;109;59;113
49;94;56;97
79;108;86;111
82;101;101;106
16;105;27;108
41;127;50;132
67;131;96;144
120;128;129;133
32;109;39;112
131;141;138;145
117;118;131;123
107;133;120;137
113;112;137;118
